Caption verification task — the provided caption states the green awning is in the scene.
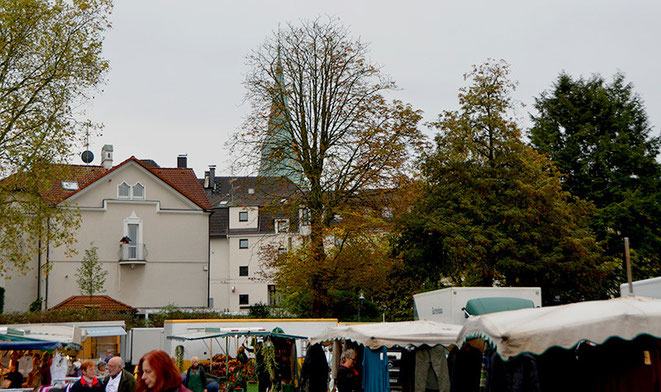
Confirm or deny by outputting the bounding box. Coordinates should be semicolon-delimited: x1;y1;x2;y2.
464;297;535;316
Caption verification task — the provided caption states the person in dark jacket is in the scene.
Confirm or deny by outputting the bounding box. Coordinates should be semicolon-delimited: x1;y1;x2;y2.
105;356;137;392
137;350;191;392
336;349;360;392
301;344;329;392
5;363;24;389
183;357;207;392
70;360;105;392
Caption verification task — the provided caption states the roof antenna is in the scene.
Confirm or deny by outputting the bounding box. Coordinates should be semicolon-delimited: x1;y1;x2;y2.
81;125;94;164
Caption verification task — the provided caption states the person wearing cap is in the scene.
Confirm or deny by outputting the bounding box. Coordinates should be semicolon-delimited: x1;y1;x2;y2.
97;362;109;379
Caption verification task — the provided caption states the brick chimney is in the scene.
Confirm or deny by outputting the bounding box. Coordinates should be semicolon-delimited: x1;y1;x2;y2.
101;145;113;170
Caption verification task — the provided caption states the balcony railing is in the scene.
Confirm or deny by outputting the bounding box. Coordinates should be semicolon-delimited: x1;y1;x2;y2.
119;243;147;265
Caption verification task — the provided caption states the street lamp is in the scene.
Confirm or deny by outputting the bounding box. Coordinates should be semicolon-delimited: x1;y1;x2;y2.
358;291;365;322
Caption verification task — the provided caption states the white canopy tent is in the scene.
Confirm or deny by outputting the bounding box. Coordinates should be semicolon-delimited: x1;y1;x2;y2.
0;324;84;346
457;296;661;360
310;320;461;349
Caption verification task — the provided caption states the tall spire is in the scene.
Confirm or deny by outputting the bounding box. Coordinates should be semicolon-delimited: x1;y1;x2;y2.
258;41;303;185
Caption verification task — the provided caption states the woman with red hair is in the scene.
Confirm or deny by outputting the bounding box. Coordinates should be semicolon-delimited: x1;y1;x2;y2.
70;360;104;392
137;350;191;392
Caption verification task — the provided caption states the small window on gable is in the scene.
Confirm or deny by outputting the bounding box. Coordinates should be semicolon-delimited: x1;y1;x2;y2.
239;266;249;276
133;183;144;199
239;239;249;249
248;188;255;194
118;183;130;198
239;211;248;222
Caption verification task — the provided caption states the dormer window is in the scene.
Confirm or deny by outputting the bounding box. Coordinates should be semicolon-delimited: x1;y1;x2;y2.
275;219;289;233
61;181;79;191
239;211;248;222
118;183;130;198
248;188;255;194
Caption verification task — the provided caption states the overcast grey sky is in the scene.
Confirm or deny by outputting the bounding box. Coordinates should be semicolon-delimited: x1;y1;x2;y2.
85;0;661;177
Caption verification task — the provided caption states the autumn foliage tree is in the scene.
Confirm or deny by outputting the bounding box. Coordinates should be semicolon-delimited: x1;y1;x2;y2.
0;0;112;275
235;17;424;316
396;60;614;304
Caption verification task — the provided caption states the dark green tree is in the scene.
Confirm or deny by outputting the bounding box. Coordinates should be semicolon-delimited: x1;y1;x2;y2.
530;73;661;280
396;60;614;304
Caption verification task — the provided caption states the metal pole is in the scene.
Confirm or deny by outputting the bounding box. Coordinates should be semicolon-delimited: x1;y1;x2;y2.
625;237;633;296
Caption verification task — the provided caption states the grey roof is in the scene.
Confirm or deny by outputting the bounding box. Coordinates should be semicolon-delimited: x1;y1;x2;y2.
203;176;300;237
201;176;298;208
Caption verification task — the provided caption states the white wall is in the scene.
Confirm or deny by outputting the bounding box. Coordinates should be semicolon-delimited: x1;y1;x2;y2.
43;162;210;310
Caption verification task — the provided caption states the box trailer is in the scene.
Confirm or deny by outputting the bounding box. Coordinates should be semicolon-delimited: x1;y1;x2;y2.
620;276;661;299
413;287;542;325
124;327;164;365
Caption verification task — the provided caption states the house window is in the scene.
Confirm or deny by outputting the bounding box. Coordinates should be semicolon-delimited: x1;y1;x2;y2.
239;239;249;249
239;294;249;306
268;285;278;306
118;182;145;200
239;266;249;276
300;208;310;226
239;211;248;222
118;182;130;198
275;219;289;233
133;183;144;199
122;212;144;260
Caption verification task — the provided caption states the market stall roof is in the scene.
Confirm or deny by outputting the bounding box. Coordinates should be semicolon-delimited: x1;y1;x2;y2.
457;296;661;360
0;324;83;347
0;337;61;350
167;328;306;341
464;297;535;316
84;327;127;337
310;320;461;349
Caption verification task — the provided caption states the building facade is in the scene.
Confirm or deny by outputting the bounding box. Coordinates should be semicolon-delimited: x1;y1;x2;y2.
202;174;305;313
2;147;212;312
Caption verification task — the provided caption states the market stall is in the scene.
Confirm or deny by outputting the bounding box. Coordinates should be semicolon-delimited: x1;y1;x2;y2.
0;330;75;391
311;320;462;392
454;296;661;392
168;327;307;392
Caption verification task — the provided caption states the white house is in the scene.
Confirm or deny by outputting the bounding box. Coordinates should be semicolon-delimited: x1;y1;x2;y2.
201;172;306;313
2;146;212;312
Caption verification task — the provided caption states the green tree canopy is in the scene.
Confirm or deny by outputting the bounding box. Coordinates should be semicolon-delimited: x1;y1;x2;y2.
396;60;613;304
0;0;112;275
529;73;661;279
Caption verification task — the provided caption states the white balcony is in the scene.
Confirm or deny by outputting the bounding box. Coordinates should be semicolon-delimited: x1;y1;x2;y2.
119;243;147;265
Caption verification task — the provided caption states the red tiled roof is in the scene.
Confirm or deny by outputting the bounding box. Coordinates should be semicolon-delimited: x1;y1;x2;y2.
44;165;108;204
51;295;137;312
13;157;212;210
145;165;212;210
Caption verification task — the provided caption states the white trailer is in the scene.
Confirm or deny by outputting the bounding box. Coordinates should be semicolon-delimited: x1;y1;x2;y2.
620;276;661;298
413;287;542;325
124;327;165;365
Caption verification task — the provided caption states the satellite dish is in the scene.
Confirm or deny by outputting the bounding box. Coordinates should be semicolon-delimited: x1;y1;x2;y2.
81;150;94;164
